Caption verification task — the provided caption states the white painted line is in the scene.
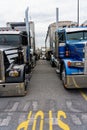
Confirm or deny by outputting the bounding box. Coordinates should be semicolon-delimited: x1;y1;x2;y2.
81;114;87;123
66;101;81;112
23;102;31;111
71;115;82;125
5;102;19;112
32;101;38;111
0;116;11;126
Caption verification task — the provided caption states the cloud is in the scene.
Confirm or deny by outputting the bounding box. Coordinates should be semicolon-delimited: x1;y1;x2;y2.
0;0;86;48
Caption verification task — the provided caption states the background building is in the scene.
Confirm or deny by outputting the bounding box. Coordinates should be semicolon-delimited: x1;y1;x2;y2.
81;20;87;27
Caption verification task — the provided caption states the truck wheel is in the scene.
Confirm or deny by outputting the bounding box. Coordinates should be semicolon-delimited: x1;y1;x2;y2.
51;61;55;67
62;65;67;89
51;62;54;67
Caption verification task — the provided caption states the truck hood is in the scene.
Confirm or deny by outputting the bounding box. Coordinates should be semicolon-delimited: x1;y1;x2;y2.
0;45;17;51
67;40;87;60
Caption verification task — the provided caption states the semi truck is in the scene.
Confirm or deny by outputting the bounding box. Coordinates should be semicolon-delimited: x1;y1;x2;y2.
45;21;77;62
50;27;87;89
0;30;30;96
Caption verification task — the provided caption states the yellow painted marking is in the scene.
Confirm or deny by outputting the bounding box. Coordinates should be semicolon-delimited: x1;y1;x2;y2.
32;111;44;130
57;111;70;130
72;77;87;101
49;111;53;130
16;110;71;130
16;111;32;130
79;91;87;101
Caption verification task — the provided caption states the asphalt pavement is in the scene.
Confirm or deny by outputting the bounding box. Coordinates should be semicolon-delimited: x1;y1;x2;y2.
0;59;87;130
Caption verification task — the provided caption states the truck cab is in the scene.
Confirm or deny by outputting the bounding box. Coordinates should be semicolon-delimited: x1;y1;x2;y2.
53;27;87;89
0;30;30;96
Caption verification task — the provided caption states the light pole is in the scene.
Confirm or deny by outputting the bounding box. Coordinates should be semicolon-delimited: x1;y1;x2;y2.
77;0;79;26
56;8;59;29
56;8;59;58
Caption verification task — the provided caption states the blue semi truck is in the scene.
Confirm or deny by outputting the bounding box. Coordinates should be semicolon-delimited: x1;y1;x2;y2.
51;27;87;89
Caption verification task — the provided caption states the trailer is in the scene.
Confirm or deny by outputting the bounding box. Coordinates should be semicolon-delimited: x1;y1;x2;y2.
6;21;36;68
6;21;35;54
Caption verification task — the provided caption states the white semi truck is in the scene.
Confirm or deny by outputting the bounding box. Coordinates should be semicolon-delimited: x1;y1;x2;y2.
0;30;30;96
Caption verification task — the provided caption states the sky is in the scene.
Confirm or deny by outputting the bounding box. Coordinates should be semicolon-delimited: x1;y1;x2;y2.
0;0;87;49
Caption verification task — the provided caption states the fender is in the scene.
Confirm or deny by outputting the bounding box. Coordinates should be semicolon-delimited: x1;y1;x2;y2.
61;59;83;75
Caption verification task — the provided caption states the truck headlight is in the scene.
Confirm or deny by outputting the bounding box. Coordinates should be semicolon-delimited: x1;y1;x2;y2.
9;69;20;77
67;61;84;68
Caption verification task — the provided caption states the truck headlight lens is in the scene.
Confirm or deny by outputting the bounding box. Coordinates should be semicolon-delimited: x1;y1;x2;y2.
9;70;20;77
67;61;84;68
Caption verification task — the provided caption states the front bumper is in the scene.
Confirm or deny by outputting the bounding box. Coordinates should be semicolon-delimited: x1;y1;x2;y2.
66;75;87;88
0;82;26;96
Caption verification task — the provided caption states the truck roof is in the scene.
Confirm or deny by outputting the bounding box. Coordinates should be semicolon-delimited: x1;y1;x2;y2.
0;30;22;35
57;27;87;33
65;27;87;32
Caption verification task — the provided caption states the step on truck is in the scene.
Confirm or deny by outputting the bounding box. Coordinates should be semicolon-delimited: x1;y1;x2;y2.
51;27;87;89
0;30;30;96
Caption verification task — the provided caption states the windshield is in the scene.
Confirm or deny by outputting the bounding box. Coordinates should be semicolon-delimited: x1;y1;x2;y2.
67;31;87;41
58;32;66;43
0;34;21;46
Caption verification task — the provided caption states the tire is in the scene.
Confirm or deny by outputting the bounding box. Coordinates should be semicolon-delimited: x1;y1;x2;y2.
51;60;55;67
61;65;68;89
51;62;54;67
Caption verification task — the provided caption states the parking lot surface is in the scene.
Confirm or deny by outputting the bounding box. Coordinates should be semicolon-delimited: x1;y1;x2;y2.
0;60;87;130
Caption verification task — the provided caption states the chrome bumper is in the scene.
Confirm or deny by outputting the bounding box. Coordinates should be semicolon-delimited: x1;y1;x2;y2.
0;82;26;96
66;75;87;88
